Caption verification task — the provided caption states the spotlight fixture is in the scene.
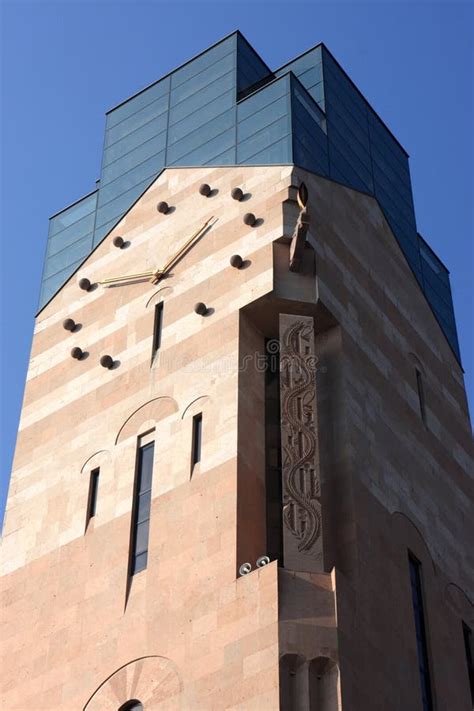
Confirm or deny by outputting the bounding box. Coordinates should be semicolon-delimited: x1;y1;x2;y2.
239;562;252;576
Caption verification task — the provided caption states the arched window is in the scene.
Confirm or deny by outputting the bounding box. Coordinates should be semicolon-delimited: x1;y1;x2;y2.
129;432;155;575
118;701;143;711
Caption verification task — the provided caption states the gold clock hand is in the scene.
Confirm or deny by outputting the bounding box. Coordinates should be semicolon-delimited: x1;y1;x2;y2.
150;216;216;284
98;268;155;285
162;216;215;272
98;217;217;286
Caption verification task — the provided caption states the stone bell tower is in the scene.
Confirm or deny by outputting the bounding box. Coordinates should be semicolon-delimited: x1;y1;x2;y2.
1;32;472;711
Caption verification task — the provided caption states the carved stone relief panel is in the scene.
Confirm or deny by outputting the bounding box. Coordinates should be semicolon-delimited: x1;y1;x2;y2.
279;314;323;572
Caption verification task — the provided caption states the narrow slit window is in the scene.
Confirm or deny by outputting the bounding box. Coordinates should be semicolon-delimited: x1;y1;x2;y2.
191;413;202;472
462;622;474;704
415;368;426;423
408;553;433;711
151;302;164;361
130;441;154;575
86;468;100;527
264;337;283;565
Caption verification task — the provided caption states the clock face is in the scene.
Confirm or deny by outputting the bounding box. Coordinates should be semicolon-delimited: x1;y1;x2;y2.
70;210;219;370
68;172;309;376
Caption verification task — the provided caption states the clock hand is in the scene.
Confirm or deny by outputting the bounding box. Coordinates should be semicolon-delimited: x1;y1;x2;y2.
98;268;155;285
149;216;216;284
98;217;217;286
98;268;156;285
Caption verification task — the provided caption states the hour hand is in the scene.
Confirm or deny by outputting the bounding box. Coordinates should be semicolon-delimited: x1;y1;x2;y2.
99;216;216;286
98;269;156;285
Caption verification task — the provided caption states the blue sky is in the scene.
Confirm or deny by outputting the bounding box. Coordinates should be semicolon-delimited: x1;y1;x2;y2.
1;1;473;524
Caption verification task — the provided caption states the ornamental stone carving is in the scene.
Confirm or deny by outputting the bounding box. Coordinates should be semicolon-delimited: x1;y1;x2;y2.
279;313;324;572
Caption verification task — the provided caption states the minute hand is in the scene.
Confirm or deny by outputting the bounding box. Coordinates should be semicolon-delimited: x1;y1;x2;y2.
150;216;215;284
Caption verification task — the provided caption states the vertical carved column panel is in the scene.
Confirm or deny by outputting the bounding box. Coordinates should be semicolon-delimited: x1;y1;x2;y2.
279;314;323;572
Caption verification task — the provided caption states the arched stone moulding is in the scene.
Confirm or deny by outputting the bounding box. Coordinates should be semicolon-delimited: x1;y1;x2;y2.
390;511;436;575
145;286;173;310
80;450;113;532
180;395;210;420
115;397;179;445
408;351;426;376
445;583;474;625
180;395;211;481
83;656;183;710
80;449;112;474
